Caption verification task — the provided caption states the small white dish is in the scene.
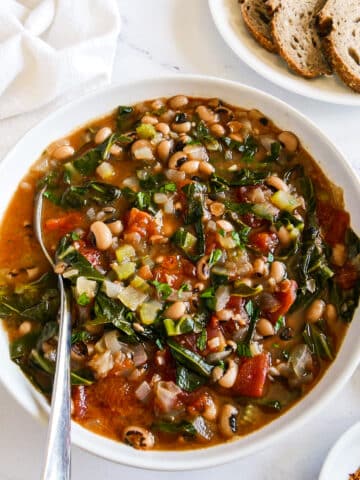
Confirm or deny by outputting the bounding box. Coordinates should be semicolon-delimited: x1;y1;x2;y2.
208;0;360;106
319;422;360;480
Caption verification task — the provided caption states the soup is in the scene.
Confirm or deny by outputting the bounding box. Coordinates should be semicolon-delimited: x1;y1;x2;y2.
0;95;359;450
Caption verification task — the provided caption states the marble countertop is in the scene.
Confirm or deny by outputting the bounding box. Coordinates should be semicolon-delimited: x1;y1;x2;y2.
0;1;359;479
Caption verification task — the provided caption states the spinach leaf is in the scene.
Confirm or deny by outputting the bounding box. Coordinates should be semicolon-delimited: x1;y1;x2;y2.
36;321;58;350
10;332;39;360
73;149;102;175
167;339;213;377
330;280;359;323
209;174;229;193
30;350;94;385
196;328;207;351
223;135;258;162
230;168;267;186
56;235;104;282
176;365;206;392
237;300;259;357
152;420;196;437
62;181;121;208
116;105;138;132
303;323;333;360
265;142;281;163
94;292;135;336
151;280;172;300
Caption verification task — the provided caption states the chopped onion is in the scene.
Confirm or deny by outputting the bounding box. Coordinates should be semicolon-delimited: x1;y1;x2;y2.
206;349;231;364
163;197;175;214
104;331;132;355
76;276;97;298
208;337;220;350
260;135;276;152
86;207;96;220
122;176;139;190
165;169;186;182
133;344;148;366
96;161;115;179
183;144;208;161
153;192;168;204
103;280;123;298
155;381;182;413
290;344;312;378
215;285;230;312
135;381;152;402
62;268;79;278
192;416;213;441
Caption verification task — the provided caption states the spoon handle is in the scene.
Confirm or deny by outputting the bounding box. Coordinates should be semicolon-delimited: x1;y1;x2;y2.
41;276;72;480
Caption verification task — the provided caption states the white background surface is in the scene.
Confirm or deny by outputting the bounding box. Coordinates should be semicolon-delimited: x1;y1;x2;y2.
0;1;359;479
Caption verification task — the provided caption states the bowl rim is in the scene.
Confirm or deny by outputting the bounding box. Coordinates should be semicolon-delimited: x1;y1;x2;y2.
0;73;359;471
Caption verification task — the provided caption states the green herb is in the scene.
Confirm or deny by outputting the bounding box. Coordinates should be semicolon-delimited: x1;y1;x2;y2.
274;315;285;333
237;300;259;357
265;142;281;162
208;249;222;268
230;168;267;186
10;332;38;360
223;136;258;162
61;181;121;208
167;339;213;377
176;365;206;392
151;281;172;300
94;292;135;336
231;226;251;249
237;343;252;357
303;322;333;360
164;317;194;336
77;292;91;306
200;287;216;311
233;282;263;297
73;149;102;175
209;174;230;193
152;420;196;437
196;329;207;351
71;330;92;345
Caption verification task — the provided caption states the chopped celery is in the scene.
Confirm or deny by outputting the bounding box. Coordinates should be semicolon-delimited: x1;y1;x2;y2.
130;275;150;293
271;191;302;213
136;123;156;139
118;285;149;311
139;300;162;325
252;203;276;221
112;262;136;280
115;244;136;264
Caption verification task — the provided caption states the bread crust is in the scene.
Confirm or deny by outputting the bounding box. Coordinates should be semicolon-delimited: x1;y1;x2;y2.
318;5;360;93
270;0;332;78
240;0;277;53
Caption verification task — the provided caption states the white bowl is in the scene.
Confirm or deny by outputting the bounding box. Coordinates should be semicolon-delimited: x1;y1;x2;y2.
0;75;359;471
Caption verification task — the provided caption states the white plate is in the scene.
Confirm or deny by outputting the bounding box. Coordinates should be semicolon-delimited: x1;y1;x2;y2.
208;0;360;105
319;422;360;480
0;75;359;470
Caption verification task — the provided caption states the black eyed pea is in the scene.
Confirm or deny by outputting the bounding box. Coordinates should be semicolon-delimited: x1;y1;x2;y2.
197;255;210;281
256;318;275;337
218;359;239;388
196;105;218;124
210;123;226;138
324;303;337;324
107;220;123;236
168;95;189;110
171;121;192;134
199;161;215;176
306;299;326;323
168;151;188;169
202;395;218;421
278;131;298;153
164;301;187;320
277;225;292;247
266;175;289;192
52;145;75;160
157;140;172;162
123;426;155;450
90;221;113;250
18;321;32;335
219;404;238;438
179;160;200;174
270;261;286;283
155;122;171;136
94;126;112;145
141;115;158;125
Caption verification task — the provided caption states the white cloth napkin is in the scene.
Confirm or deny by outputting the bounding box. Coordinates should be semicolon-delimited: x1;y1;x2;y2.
0;0;121;120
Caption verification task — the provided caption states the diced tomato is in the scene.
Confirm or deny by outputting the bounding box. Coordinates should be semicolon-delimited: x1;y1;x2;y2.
206;321;226;352
336;263;358;290
232;353;269;398
153;255;195;289
205;231;220;255
44;212;83;234
75;240;102;267
227;295;245;313
317;202;349;245
124;207;159;239
186;390;214;415
249;231;278;254
137;264;153;280
266;279;297;323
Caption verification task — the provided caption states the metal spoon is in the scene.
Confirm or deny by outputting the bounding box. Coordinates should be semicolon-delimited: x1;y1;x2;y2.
34;186;72;480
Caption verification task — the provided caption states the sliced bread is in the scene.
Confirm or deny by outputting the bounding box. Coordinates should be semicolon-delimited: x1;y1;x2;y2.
317;0;360;92
240;0;277;53
268;0;332;78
